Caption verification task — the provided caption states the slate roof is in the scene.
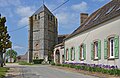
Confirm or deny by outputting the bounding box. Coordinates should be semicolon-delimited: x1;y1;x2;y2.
33;4;52;16
65;0;120;40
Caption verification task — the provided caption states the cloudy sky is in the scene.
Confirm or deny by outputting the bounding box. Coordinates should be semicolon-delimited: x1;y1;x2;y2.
0;0;110;55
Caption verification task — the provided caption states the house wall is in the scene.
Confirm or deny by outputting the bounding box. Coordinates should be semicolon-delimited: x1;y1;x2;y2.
54;46;64;64
64;16;120;68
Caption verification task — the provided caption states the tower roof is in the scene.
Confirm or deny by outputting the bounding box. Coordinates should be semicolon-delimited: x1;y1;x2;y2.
33;4;51;16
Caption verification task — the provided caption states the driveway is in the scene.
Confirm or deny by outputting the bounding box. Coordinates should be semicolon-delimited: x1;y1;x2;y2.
6;63;99;78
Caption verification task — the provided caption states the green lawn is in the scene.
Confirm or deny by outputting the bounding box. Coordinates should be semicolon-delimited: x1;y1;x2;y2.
18;61;33;65
0;67;9;78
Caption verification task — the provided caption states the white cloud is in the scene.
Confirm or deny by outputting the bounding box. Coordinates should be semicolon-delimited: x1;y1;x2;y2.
56;12;69;24
13;45;23;50
71;1;88;12
18;17;28;26
56;12;79;28
16;6;35;17
0;0;21;7
92;0;105;2
16;6;35;26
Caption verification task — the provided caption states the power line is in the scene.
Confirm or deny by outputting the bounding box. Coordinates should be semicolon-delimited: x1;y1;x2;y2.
9;25;28;32
9;0;70;33
52;0;69;12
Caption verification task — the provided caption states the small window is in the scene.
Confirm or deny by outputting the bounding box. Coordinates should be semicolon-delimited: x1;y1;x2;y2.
80;45;84;60
91;40;101;60
38;15;40;19
106;5;115;14
94;41;98;59
71;47;75;61
35;15;37;20
93;13;100;21
104;35;119;59
48;15;49;20
116;6;120;11
66;49;69;61
109;37;115;58
51;15;52;21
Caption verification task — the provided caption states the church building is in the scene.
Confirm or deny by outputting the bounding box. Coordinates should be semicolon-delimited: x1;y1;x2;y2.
28;5;58;63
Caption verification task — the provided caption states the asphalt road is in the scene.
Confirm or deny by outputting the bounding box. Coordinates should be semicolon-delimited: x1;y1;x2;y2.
20;65;98;78
6;64;99;78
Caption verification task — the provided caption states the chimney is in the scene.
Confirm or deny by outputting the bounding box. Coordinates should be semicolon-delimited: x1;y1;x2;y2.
80;13;88;25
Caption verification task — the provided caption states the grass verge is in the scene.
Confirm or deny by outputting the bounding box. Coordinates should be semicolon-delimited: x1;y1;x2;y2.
0;67;9;78
18;61;33;65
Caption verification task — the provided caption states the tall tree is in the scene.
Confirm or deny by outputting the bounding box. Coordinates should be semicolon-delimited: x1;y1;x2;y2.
0;14;11;67
6;49;17;63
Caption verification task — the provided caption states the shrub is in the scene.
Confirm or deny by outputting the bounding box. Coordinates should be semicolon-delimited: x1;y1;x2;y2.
51;62;55;65
33;59;44;64
56;64;61;66
18;61;33;65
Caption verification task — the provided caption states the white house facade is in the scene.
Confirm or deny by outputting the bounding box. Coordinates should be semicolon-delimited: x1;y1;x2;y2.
64;0;120;68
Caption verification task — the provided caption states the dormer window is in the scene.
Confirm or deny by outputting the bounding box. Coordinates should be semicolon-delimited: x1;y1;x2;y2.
106;5;115;14
116;6;120;11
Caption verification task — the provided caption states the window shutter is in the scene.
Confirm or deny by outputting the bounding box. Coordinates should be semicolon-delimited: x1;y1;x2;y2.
65;49;66;60
73;47;75;60
114;35;119;59
68;49;69;60
98;40;101;60
78;46;80;60
104;39;108;59
84;44;86;60
69;48;71;60
91;42;94;60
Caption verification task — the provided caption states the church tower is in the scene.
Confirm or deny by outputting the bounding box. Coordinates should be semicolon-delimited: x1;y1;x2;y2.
28;5;58;63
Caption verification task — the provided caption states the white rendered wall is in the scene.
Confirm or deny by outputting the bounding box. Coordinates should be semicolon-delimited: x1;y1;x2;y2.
65;16;120;68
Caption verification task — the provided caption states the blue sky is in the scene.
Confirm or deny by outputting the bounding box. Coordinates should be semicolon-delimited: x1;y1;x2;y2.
0;0;110;55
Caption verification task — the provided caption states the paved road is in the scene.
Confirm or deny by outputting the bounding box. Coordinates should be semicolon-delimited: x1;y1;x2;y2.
6;64;99;78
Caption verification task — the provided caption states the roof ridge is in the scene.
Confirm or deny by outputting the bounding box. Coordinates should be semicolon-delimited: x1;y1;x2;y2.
65;0;120;40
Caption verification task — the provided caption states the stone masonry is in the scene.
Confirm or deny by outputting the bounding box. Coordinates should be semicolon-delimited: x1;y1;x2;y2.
28;5;58;63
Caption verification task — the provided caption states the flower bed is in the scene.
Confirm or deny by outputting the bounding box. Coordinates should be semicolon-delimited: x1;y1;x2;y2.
52;63;120;76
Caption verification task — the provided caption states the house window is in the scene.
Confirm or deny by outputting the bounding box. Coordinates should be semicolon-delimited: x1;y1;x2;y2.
109;37;115;58
94;41;98;59
66;49;69;61
91;40;101;60
104;35;119;59
80;44;86;60
51;15;53;21
38;15;40;19
71;47;75;61
48;15;49;20
80;45;84;60
35;15;37;20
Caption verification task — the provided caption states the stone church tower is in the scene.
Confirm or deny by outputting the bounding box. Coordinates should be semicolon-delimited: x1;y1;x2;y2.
28;5;58;63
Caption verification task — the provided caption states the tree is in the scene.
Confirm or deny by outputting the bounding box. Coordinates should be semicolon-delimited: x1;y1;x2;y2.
6;49;17;63
0;14;11;67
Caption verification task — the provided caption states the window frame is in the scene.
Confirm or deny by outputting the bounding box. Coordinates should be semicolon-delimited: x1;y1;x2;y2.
108;37;115;59
94;41;99;59
66;49;69;61
71;47;75;61
80;44;84;60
